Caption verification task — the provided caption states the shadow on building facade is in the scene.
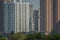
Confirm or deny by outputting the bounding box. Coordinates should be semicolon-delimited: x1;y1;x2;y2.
51;20;60;34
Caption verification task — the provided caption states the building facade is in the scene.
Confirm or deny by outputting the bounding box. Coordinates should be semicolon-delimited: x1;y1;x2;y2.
20;3;33;33
40;0;53;34
40;0;60;34
53;0;60;33
4;2;16;33
4;0;33;33
33;10;38;32
0;0;4;33
38;9;40;32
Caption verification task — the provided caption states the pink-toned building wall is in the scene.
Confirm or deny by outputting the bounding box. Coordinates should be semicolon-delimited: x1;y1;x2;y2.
40;0;60;34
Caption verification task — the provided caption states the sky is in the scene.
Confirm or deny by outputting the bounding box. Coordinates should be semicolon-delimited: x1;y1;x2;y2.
22;0;40;10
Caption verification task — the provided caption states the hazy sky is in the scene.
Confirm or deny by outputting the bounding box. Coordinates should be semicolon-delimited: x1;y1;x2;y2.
22;0;40;10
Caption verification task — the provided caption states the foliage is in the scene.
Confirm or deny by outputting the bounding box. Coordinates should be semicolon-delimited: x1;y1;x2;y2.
0;37;6;40
8;32;60;40
25;33;42;40
9;32;27;40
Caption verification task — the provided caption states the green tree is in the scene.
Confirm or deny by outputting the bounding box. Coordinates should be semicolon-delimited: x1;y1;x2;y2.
0;38;6;40
25;32;42;40
9;33;21;40
9;32;27;40
52;34;60;40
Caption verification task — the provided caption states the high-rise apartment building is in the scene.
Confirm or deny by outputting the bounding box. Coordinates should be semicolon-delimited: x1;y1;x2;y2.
4;1;16;33
33;10;38;32
40;0;60;34
38;9;40;32
40;0;53;34
33;9;40;32
53;0;60;33
4;0;33;33
19;3;33;33
0;0;4;33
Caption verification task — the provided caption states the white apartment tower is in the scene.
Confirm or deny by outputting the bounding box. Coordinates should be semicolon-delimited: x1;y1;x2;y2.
38;9;40;32
4;0;33;33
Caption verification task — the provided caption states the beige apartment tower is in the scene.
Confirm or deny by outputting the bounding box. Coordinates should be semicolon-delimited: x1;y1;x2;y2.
40;0;60;34
40;0;53;34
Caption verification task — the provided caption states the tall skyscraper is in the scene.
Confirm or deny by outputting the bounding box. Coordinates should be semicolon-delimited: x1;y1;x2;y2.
33;10;38;32
40;0;53;34
0;0;4;33
53;0;60;33
4;1;16;33
19;3;33;33
38;9;40;32
33;9;40;32
40;0;60;34
4;0;33;33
